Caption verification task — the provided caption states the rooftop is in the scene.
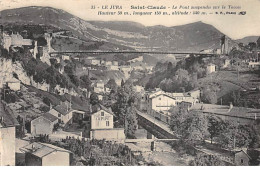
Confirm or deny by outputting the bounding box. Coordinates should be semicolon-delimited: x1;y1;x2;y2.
190;103;260;119
42;112;58;122
149;90;186;99
150;93;176;100
91;104;114;116
20;142;71;158
53;103;71;116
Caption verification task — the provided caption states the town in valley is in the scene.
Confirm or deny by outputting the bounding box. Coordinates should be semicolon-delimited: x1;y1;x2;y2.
0;5;260;166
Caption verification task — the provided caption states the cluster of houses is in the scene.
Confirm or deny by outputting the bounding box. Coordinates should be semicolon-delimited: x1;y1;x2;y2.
84;57;119;71
30;100;125;140
0;26;53;66
205;58;232;74
80;55;153;79
19;99;122;165
140;85;260;126
0;98;73;166
0;29;32;52
1;94;259;166
247;52;260;70
140;88;200;124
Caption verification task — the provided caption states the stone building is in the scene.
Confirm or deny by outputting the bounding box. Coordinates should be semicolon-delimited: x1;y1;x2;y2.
0;101;19;166
20;142;71;166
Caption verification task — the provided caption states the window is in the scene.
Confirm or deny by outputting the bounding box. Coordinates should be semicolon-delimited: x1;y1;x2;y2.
58;113;61;117
106;121;109;126
101;111;104;116
241;159;244;164
159;97;161;100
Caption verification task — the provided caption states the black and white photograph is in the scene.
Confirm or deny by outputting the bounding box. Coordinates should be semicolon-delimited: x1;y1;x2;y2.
0;0;260;166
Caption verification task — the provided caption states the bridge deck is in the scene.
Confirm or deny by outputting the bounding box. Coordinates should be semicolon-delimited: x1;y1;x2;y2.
49;51;217;55
137;111;175;136
125;138;178;143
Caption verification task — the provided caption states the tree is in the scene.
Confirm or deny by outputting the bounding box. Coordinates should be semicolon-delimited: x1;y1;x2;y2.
50;58;57;65
191;73;198;88
207;115;226;144
125;105;138;138
181;112;209;144
121;79;125;87
36;36;47;46
64;64;74;75
201;88;217;104
248;42;257;51
216;122;257;150
170;107;209;144
106;78;117;91
43;97;52;106
167;62;173;73
170;105;189;135
69;75;80;87
159;78;174;92
90;93;99;105
80;75;92;89
190;154;225;166
112;81;138;137
175;68;190;83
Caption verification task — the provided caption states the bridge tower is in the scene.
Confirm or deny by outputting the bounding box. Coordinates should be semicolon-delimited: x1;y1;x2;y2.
44;33;52;53
221;35;229;55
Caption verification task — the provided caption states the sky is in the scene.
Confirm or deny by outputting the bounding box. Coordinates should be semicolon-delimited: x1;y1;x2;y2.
0;0;260;39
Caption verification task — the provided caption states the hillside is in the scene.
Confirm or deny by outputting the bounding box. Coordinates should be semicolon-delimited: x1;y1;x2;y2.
237;36;259;44
0;6;230;52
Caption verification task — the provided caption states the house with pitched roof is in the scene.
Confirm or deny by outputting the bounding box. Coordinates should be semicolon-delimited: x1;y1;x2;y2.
147;93;176;115
83;104;125;140
0;101;19;166
20;142;71;166
48;103;73;125
234;149;251;166
31;113;58;136
89;104;114;130
48;101;88;127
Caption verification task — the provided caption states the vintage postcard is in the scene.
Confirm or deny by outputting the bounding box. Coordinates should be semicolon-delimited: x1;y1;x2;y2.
0;0;260;166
